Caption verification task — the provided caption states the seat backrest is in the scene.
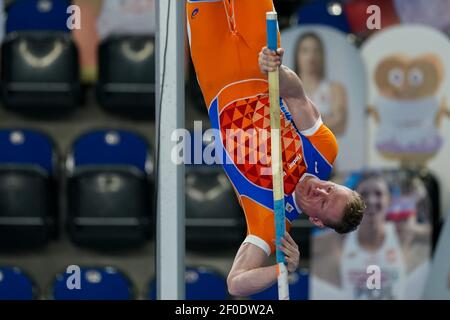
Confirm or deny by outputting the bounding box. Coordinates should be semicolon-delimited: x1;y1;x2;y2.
148;267;228;300
6;0;71;33
2;32;78;83
98;35;155;84
0;267;35;300
70;130;150;174
0;129;54;174
185;130;241;219
52;266;133;300
186;168;242;219
185;267;228;300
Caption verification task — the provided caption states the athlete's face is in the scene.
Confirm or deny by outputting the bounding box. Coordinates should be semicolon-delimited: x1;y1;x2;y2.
356;177;390;227
295;177;353;228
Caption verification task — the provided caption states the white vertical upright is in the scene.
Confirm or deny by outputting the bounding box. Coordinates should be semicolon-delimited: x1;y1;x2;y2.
156;0;185;300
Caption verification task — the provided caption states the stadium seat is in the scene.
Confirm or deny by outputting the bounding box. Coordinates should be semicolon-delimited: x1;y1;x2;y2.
52;266;133;300
6;0;71;33
96;35;155;117
0;266;36;300
148;267;229;300
249;269;309;300
185;131;246;251
297;0;351;33
0;129;58;249
1;32;80;112
66;130;154;249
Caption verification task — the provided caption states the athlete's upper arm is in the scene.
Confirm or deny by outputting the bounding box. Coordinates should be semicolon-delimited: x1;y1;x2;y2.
284;96;321;133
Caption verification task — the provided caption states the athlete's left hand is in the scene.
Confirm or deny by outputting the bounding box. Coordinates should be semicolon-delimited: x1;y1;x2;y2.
258;47;285;74
279;232;300;273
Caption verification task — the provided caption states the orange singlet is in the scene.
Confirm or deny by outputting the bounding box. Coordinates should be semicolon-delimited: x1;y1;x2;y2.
186;0;338;255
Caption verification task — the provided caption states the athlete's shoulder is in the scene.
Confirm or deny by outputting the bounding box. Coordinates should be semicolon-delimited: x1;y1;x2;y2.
305;123;338;165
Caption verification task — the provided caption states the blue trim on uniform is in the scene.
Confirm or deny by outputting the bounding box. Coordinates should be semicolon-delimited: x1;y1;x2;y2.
266;19;278;51
300;134;332;180
280;100;332;180
274;199;286;263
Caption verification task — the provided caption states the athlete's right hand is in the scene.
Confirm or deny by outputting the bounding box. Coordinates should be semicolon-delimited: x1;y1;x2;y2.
258;47;284;75
278;232;300;273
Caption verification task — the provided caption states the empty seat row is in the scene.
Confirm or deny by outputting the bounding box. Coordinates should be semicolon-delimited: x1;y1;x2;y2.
0;0;156;117
1;32;155;117
0;129;154;249
0;265;310;300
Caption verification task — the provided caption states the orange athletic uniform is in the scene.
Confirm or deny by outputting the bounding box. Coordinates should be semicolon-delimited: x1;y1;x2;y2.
186;0;338;255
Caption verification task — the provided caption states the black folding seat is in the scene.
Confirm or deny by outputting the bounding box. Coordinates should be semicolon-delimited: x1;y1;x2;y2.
66;130;154;249
97;35;155;118
0;129;58;249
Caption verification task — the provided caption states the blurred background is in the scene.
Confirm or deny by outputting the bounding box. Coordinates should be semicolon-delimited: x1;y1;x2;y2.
0;0;449;300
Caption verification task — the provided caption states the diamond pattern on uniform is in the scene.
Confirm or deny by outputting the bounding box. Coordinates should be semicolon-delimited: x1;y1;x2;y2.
219;95;304;194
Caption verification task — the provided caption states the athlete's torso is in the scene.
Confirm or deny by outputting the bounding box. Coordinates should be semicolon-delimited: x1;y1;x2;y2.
187;0;336;220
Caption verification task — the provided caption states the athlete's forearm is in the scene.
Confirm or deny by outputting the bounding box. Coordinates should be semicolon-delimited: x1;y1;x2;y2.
228;264;278;297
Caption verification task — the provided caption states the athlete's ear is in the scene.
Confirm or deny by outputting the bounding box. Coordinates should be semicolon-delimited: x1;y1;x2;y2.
309;217;324;228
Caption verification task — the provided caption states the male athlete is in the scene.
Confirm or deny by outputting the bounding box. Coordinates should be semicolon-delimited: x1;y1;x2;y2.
186;0;365;297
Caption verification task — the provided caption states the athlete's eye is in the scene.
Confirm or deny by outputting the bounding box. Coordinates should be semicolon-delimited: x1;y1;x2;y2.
321;200;326;209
